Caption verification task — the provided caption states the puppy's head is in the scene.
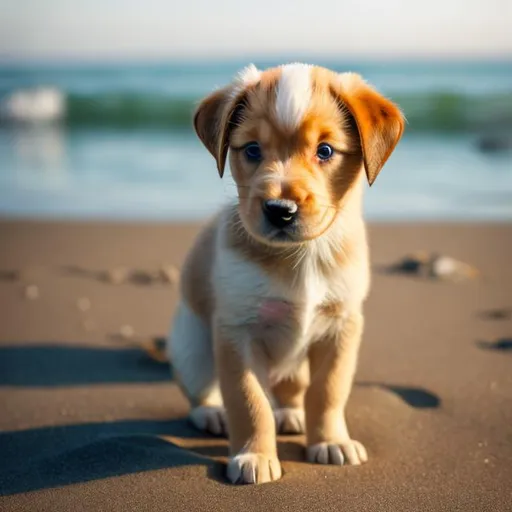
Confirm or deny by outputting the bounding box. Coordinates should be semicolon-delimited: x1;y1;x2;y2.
194;64;404;246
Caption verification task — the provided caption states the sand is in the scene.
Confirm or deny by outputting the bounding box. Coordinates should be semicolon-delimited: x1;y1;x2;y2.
0;219;511;511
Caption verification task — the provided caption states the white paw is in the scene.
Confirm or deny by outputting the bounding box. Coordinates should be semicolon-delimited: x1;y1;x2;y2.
307;440;368;466
189;405;227;436
227;452;282;485
274;407;305;434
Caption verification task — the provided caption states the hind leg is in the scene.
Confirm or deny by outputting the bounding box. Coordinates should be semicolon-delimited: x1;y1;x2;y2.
167;300;227;436
271;359;309;434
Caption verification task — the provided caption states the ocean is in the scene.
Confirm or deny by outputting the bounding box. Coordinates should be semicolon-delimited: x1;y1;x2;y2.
0;59;511;221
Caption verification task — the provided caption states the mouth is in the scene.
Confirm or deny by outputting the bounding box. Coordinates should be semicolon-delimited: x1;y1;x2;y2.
260;219;301;245
270;229;295;243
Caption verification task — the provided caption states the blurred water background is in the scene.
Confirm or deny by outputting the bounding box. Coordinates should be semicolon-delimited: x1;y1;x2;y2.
0;59;511;221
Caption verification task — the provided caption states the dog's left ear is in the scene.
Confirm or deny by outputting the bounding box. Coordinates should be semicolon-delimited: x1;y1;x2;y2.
193;86;242;178
336;73;405;186
193;64;261;178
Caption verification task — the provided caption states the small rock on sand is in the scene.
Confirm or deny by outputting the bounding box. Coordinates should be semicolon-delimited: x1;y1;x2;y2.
99;265;179;286
118;324;135;339
483;308;511;320
159;264;179;285
428;255;479;281
129;269;160;285
390;252;478;281
390;251;430;276
24;284;39;300
77;297;91;311
102;267;129;285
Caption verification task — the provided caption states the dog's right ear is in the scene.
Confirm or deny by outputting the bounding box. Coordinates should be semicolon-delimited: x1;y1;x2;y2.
193;64;261;178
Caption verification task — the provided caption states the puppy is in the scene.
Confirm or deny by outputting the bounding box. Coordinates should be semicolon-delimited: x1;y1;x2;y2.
167;63;404;484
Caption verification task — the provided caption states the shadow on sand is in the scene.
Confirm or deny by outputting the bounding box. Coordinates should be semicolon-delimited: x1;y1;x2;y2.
0;343;441;495
0;344;171;386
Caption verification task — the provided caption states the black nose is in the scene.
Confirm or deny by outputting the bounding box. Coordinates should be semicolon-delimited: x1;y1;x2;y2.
262;199;298;228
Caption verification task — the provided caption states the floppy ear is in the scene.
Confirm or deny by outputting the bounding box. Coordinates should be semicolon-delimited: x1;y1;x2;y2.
193;64;261;178
193;86;241;178
337;73;405;186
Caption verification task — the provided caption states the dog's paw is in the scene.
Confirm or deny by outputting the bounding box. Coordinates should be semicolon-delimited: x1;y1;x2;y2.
306;440;368;466
274;407;305;434
189;405;227;436
227;452;282;485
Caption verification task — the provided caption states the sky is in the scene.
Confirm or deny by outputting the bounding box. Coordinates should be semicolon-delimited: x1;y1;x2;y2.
1;0;511;61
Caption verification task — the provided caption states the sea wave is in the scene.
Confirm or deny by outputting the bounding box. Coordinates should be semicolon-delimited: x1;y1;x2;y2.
1;88;512;133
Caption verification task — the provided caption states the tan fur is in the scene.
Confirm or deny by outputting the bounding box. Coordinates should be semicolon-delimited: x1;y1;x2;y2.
169;63;404;484
180;216;217;321
215;339;277;455
306;312;363;444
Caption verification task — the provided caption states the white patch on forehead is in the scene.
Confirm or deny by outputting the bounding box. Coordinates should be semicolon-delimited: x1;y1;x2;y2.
231;63;262;97
275;63;312;131
337;71;365;94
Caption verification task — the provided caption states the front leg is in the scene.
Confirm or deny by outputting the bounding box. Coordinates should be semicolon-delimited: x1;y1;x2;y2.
214;330;282;484
305;311;368;466
271;359;309;434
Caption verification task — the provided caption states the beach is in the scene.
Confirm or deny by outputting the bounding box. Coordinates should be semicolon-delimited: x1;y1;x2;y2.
0;219;511;511
1;2;511;509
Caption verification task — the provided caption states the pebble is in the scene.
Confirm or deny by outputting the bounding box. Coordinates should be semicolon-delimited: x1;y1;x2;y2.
391;251;430;276
391;252;478;281
159;264;179;285
482;308;511;320
119;324;135;339
103;267;129;285
428;255;479;281
129;269;159;285
77;297;91;311
24;284;39;300
99;265;180;286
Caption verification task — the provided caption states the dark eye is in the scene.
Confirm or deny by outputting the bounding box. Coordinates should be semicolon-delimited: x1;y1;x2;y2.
244;142;262;162
317;143;334;161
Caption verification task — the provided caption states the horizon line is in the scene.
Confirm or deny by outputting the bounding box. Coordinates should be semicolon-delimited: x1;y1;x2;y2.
1;52;511;66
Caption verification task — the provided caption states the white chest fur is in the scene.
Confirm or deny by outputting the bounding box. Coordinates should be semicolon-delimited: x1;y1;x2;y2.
212;214;369;381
